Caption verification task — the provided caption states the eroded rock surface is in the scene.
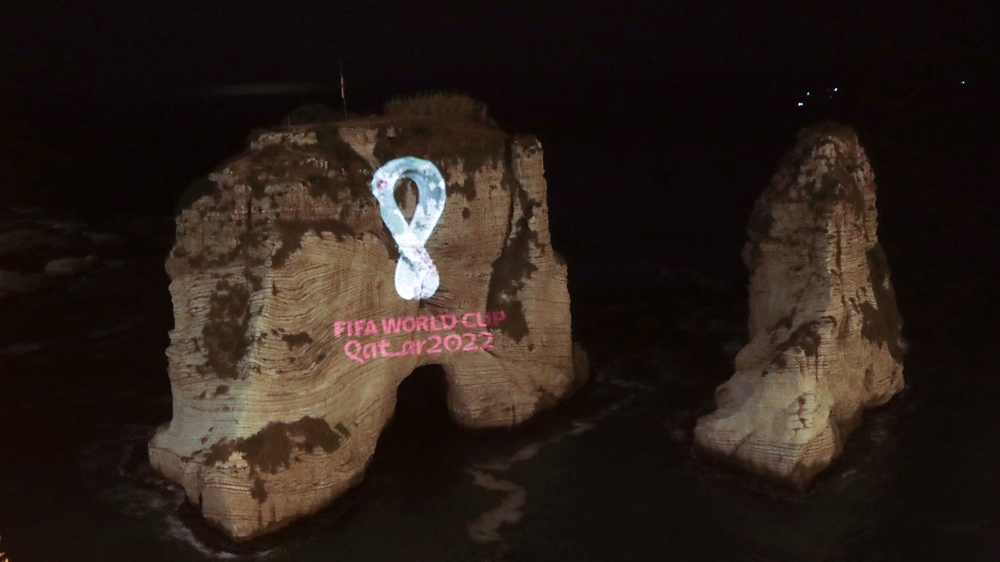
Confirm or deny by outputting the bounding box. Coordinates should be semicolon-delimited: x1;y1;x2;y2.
148;116;586;539
694;123;904;488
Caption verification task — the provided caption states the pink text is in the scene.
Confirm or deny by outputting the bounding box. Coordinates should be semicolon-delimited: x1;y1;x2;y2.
343;332;495;364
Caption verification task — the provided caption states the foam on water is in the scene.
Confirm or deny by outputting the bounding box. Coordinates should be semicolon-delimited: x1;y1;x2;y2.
87;322;137;340
465;366;652;552
80;424;286;560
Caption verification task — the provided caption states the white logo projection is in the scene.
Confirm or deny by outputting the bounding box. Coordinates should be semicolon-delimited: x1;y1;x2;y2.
371;157;447;300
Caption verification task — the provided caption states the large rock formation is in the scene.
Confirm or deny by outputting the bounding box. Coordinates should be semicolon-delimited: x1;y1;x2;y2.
694;123;904;488
149;116;588;539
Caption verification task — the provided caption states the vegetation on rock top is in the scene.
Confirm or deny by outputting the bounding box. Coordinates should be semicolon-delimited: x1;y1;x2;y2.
383;92;490;124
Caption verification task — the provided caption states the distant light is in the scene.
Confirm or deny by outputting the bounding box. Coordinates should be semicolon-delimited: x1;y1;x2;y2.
961;81;966;85
806;91;811;96
834;87;838;92
797;102;804;107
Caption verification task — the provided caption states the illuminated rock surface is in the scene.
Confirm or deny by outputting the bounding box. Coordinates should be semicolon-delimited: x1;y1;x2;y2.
694;123;905;488
148;116;587;540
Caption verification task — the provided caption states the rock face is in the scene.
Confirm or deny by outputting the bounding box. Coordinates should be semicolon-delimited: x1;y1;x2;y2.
148;116;587;539
694;123;904;488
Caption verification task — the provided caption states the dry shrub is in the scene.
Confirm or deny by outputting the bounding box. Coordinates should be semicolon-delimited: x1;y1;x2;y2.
384;92;488;122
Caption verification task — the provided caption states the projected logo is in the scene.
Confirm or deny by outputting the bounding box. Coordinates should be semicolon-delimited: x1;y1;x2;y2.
371;157;446;300
334;311;506;364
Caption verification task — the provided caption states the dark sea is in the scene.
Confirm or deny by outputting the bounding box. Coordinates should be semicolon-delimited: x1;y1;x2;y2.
1;75;998;561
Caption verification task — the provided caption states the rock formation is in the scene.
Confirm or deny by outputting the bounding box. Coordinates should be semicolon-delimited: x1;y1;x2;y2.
43;255;100;276
0;220;110;299
694;123;905;488
148;116;588;539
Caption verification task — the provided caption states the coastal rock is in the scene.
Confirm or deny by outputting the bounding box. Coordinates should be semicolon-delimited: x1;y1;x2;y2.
694;123;905;488
0;224;100;299
148;116;586;539
43;255;100;276
0;270;48;298
0;228;49;258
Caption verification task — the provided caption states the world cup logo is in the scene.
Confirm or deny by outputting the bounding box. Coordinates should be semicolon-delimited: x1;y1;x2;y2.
371;157;447;301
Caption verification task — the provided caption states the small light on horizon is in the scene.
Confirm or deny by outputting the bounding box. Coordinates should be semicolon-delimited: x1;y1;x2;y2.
797;102;804;107
806;92;811;96
961;81;966;85
834;87;838;92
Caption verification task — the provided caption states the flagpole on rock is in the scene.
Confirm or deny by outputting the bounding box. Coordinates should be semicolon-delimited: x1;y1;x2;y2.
340;58;347;119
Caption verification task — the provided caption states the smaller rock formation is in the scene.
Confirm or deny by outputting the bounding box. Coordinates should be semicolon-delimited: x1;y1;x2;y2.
0;229;49;257
0;220;111;298
0;270;48;298
694;123;905;488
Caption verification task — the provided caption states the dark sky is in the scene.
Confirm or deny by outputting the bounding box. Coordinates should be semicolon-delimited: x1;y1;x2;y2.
4;1;995;114
2;1;997;284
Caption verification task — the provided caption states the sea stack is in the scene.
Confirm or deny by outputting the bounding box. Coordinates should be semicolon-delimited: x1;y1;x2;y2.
694;123;904;488
149;115;587;539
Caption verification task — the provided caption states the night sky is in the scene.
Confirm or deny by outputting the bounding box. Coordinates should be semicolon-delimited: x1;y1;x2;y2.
2;0;998;284
5;2;993;102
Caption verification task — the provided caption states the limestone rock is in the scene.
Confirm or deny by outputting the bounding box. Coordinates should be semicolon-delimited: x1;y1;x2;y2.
148;116;586;539
694;123;904;488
